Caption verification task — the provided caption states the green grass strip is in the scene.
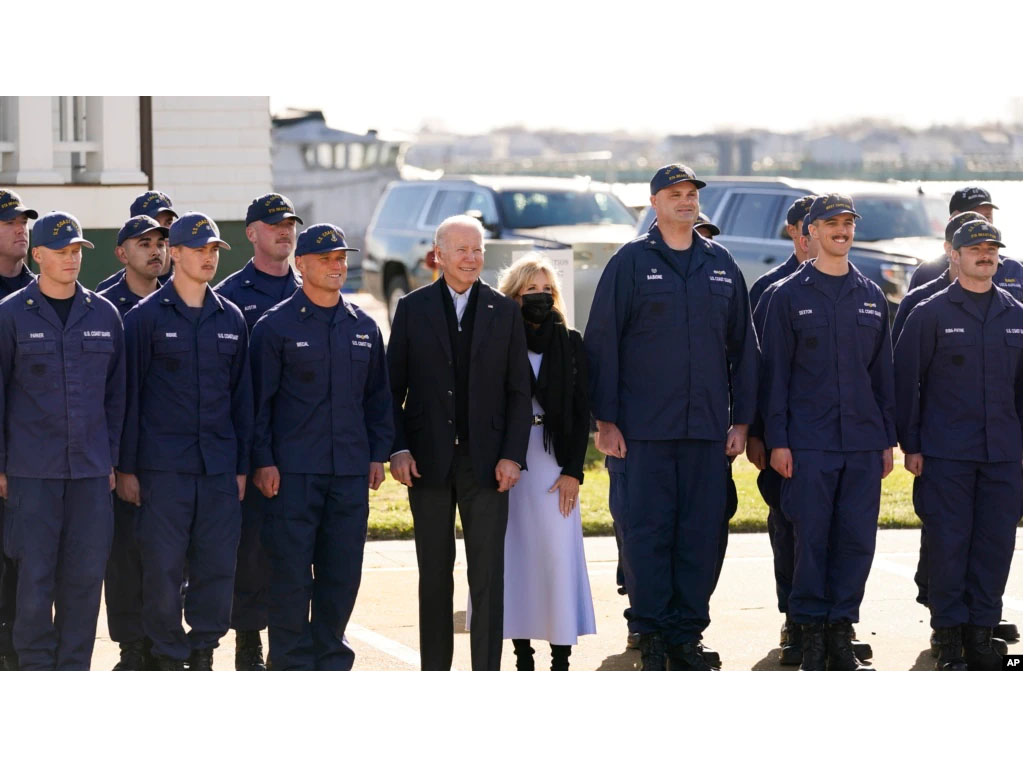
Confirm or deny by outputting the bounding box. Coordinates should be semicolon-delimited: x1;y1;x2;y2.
368;438;921;540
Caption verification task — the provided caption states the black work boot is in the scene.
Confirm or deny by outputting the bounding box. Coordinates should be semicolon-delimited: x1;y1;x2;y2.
993;619;1020;643
932;626;968;671
798;623;826;671
511;639;535;671
639;633;667;671
234;630;266;671
964;625;1004;670
848;625;873;662
153;655;185;671
696;641;722;670
826;620;874;671
0;621;17;671
780;620;802;666
550;644;571;671
932;628;1007;657
188;648;214;671
667;641;715;671
113;638;150;671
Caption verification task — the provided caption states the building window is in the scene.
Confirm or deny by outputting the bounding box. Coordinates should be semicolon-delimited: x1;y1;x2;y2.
384;144;402;167
0;97;11;142
54;96;97;182
0;98;13;162
57;96;87;143
348;143;364;170
313;143;332;169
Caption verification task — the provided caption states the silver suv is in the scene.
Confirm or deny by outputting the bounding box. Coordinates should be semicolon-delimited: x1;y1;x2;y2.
362;176;637;324
636;177;947;311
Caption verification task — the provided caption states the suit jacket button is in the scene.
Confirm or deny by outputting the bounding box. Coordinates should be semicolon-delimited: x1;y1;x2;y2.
447;419;453;424
447;390;453;396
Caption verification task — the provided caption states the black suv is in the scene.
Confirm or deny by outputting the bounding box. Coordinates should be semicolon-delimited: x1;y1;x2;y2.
636;177;948;312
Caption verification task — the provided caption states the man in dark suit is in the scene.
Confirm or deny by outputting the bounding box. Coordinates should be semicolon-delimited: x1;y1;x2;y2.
387;215;532;671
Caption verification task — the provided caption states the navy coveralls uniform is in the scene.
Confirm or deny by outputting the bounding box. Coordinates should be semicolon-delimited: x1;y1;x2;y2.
98;277;145;317
585;227;758;645
0;282;125;669
214;260;301;331
0;264;35;662
896;263;1024;607
993;260;1021;301
749;252;799;316
909;255;1023;299
908;257;949;292
0;264;34;297
251;290;393;670
97;278;146;647
892;269;954;605
606;456;627;595
95;270;122;292
214;261;301;634
894;283;1023;630
893;271;950;346
750;260;814;616
898;262;1023;341
95;269;131;293
760;263;897;625
96;266;172;293
120;280;253;663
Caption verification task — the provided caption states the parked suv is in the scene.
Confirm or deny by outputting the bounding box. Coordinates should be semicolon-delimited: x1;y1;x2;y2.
362;176;637;323
636;177;947;312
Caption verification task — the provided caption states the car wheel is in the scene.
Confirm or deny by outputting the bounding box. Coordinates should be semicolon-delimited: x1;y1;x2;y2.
386;274;410;326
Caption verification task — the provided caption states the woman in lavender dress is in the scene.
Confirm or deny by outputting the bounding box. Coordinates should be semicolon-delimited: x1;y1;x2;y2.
495;254;596;670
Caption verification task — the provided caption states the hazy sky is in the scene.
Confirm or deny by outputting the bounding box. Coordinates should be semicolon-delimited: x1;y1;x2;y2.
266;0;1022;137
14;0;1024;139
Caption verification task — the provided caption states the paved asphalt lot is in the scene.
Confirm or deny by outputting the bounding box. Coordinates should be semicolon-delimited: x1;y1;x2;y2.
87;528;1022;671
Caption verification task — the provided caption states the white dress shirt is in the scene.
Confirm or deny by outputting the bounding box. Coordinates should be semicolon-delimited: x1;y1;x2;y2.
448;283;471;329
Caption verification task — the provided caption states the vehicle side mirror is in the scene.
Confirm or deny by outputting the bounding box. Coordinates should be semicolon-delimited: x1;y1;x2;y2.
465;209;501;236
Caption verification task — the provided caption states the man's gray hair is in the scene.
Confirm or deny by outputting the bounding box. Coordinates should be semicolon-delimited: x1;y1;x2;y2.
434;214;486;250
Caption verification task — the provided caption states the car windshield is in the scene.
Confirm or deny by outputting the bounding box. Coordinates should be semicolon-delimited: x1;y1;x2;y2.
851;195;946;241
498;189;636;229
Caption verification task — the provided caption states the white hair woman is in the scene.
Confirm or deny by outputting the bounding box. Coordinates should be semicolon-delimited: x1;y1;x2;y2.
493;253;596;669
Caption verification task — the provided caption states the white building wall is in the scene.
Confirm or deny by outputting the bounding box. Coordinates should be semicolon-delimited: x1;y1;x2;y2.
1;96;148;227
1;96;273;229
151;97;272;221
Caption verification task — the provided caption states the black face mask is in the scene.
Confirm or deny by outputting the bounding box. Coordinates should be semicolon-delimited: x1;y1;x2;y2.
521;292;554;323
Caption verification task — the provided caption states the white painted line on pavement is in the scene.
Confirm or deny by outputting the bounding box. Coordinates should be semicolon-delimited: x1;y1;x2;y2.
347;623;422;668
872;556;1023;612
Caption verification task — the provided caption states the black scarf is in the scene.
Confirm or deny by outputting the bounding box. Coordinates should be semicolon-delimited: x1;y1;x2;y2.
524;311;574;454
